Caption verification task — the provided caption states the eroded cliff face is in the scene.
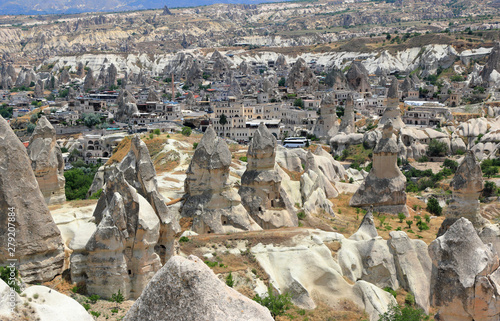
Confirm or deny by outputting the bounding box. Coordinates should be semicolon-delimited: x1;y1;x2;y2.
0;116;64;283
239;123;298;229
27;116;66;205
430;218;500;321
181;126;261;234
350;122;408;215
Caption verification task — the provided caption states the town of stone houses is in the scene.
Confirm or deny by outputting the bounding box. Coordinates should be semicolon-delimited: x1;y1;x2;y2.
3;0;500;320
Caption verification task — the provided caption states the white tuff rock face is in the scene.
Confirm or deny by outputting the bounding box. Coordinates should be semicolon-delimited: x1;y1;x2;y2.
350;122;409;215
27;116;66;205
239;123;298;229
0;116;64;283
182;126;261;234
251;230;397;321
123;255;274;321
0;280;94;321
117;135;180;264
430;218;500;321
78;171;162;299
340;210;431;312
438;150;489;236
72;136;181;299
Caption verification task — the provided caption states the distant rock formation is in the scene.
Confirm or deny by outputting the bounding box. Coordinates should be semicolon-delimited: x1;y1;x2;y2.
161;5;173;15
123;255;274;321
239;123;297;229
313;92;339;140
339;95;356;134
480;42;500;86
379;76;404;129
34;79;44;97
275;54;288;70
147;88;160;102
430;218;500;321
181;126;261;234
350;121;408;215
325;67;350;91
438;150;489;236
83;68;95;91
211;50;230;79
346;61;371;93
76;62;85;78
60;68;70;84
0;116;64;283
116;89;138;122
27;116;66;205
286;58;318;92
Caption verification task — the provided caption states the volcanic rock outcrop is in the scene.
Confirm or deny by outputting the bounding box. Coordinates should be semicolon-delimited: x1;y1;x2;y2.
430;218;500;321
181;126;261;233
76;171;162;299
116;89;139;122
379;77;404;129
27;116;66;205
350;121;408;215
346;61;370;93
123;255;274;321
438;150;489;236
313;92;339;140
339;95;356;134
116;135;180;263
340;209;431;313
286;58;319;92
72;136;179;297
239;123;297;229
480;42;500;86
0;116;64;283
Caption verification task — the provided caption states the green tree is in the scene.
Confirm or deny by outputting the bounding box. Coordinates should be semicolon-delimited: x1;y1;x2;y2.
253;287;292;318
427;139;447;157
219;113;228;138
378;304;429;321
484;166;498;178
181;126;192;137
225;272;234;287
443;159;458;171
293;98;304;108
278;77;286;87
398;213;406;223
427;197;442;216
82;113;101;128
26;123;36;134
483;181;498;197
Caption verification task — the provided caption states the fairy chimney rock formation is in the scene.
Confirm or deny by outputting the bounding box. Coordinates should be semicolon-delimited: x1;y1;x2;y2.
379;77;405;129
117;135;180;263
313;92;339;140
339;95;356;134
124;255;274;321
239;123;297;229
438;150;489;236
83;171;161;299
0;116;64;283
27;116;66;205
430;218;500;321
350;121;408;215
182;126;261;234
